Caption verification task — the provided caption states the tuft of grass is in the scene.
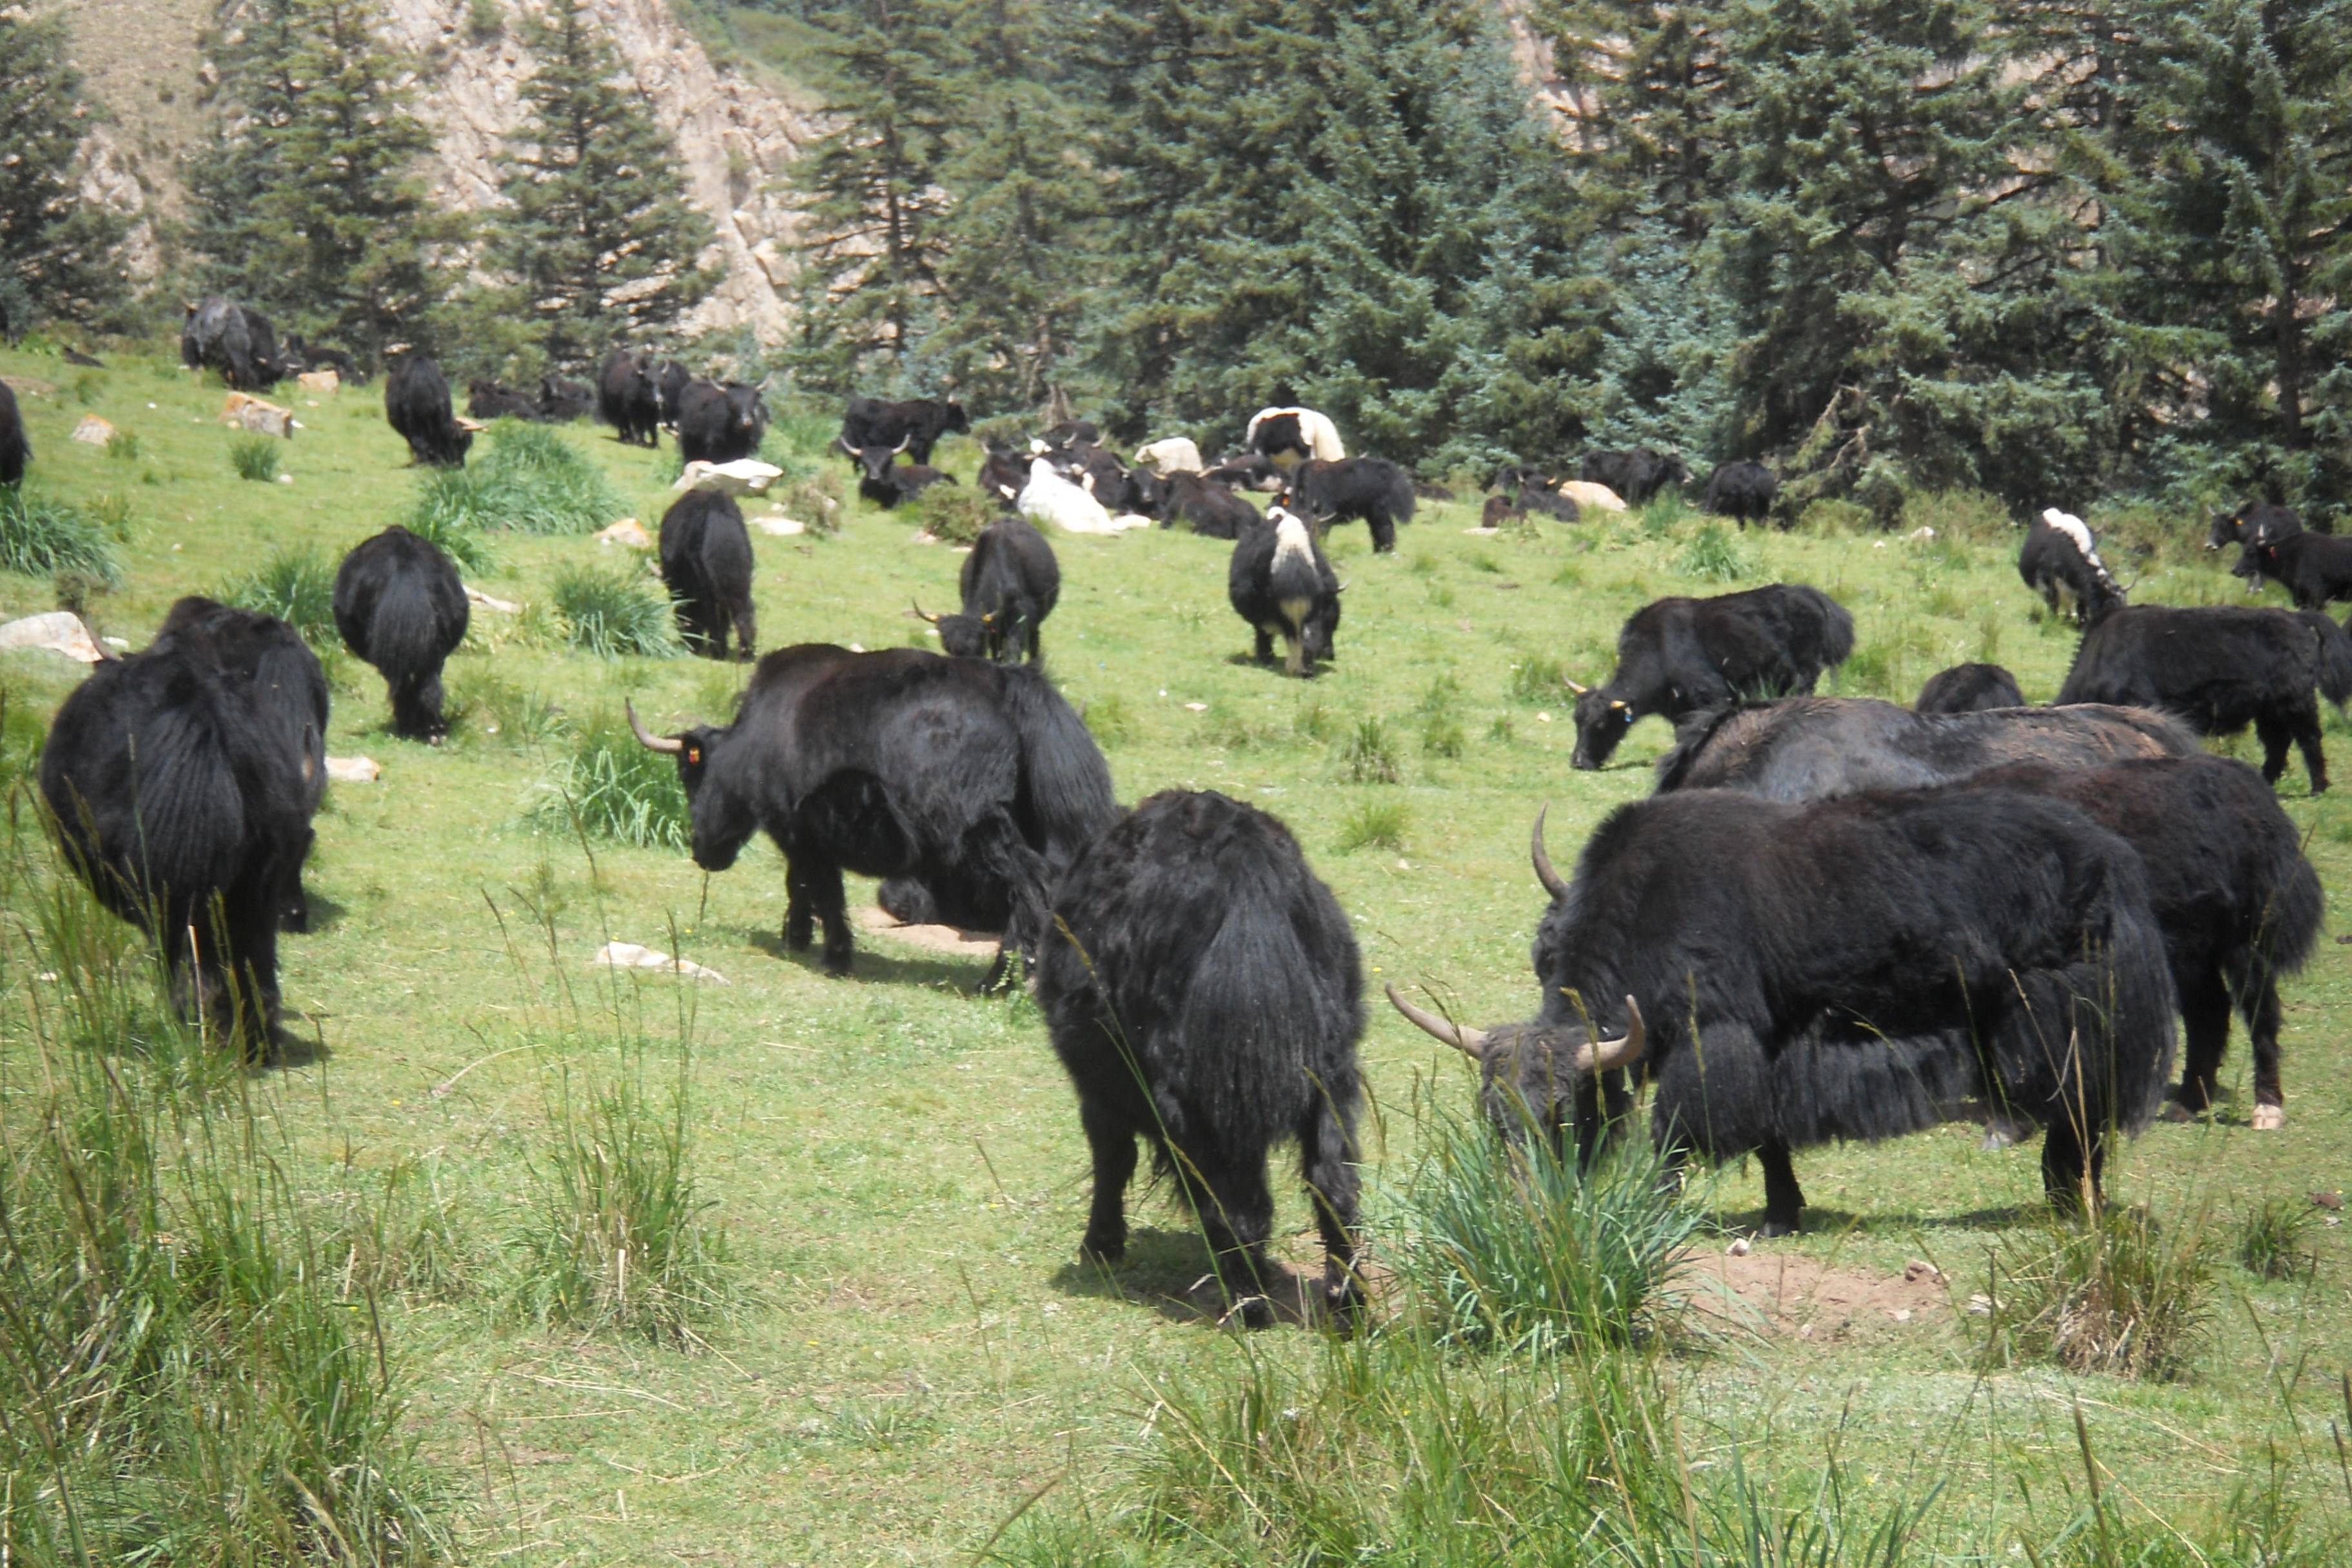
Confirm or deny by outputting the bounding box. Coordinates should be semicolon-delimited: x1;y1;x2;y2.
1293;694;1336;743
220;545;338;645
0;485;121;584
527;714;691;848
1678;520;1752;582
1335;799;1408;853
228;433;281;482
103;427;143;462
550;561;683;658
1979;1203;2213;1380
450;667;570;745
1420;710;1465;759
1332;715;1400;783
404;420;625;536
1082;692;1134;749
393;502;493;573
1507;653;1567;705
1837;640;1903;697
912;480;995;544
2237;1197;2316;1281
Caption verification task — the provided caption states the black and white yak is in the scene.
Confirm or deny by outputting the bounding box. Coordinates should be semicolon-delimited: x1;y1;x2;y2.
1229;506;1340;676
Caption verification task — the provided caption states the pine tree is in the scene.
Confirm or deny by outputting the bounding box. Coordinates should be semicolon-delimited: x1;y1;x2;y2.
787;0;957;389
489;2;717;369
185;0;462;365
0;13;129;333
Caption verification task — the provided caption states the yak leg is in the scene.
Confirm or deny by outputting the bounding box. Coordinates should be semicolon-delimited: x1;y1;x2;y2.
2239;970;2287;1126
797;859;852;975
783;859;818;952
2253;713;2294;785
1367;509;1396;554
1251;625;1275;665
1297;1093;1364;1321
959;810;1053;988
2288;703;2329;794
1177;1144;1277;1329
2041;1112;2105;1216
1077;1099;1137;1264
2171;972;2233;1115
1757;1142;1806;1236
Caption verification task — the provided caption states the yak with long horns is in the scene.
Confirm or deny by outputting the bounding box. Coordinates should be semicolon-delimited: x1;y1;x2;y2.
1389;791;2177;1234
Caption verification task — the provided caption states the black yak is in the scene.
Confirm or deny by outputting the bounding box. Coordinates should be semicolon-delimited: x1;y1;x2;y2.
538;373;594;422
333;526;470;740
1967;756;2321;1130
676;380;770;466
977;442;1027;503
0;377;27;486
280;333;363;383
2231;514;2352;611
1703;460;1778;526
1581;447;1688;505
180;297;288;390
1390;794;2179;1234
840;396;970;466
1037;789;1364;1326
1656;696;2198;799
467;380;540;422
1230;506;1341;676
658;491;758;661
840;435;956;507
1281;457;1415;553
384;354;472;469
1570;585;1854;770
2055;604;2352;792
1150;471;1260;538
1916;662;2026;714
597;349;663;446
2209;499;2300;558
916;514;1059;663
625;645;1117;979
2017;508;2124;625
41;606;326;1052
651;358;691;426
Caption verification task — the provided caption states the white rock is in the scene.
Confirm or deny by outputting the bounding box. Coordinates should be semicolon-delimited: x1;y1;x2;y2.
325;756;381;783
592;941;729;984
674;458;785;495
752;514;807;536
297;369;340;393
0;612;104;662
594;518;652;548
70;415;115;446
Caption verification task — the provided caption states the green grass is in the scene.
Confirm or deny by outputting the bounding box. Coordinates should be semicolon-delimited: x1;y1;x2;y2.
402;419;625;538
1335;798;1409;853
527;714;691;848
219;544;337;644
549;560;682;658
0;486;120;585
228;433;281;482
3;348;2351;1564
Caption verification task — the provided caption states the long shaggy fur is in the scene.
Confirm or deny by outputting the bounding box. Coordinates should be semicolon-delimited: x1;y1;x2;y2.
658;491;758;661
1571;584;1854;770
181;297;287;390
1281;457;1415;553
0;378;28;487
1037;789;1364;1323
1230;508;1340;676
2233;524;2352;611
384;355;471;469
597;349;662;446
1581;448;1688;505
676;380;769;466
936;516;1058;663
1916;662;2026;714
1703;460;1776;525
1246;406;1346;465
334;527;469;740
1149;471;1260;538
841;396;968;465
2018;511;2124;624
1656;696;2198;799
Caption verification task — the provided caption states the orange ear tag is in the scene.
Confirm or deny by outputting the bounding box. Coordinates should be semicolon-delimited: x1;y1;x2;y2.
687;746;702;765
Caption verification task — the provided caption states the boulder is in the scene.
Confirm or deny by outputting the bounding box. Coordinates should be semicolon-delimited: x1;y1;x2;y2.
0;612;104;663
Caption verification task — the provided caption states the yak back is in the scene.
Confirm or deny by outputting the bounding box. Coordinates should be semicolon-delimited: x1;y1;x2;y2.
1655;696;2197;799
1609;584;1852;706
2056;604;2352;725
335;527;468;681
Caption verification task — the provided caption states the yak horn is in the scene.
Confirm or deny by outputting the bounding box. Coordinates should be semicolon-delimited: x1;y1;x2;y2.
1563;676;1591;695
838;435;859;457
910;596;941;624
892;433;911;455
625;699;684;754
1385;984;1489;1059
1530;807;1567;899
1572;995;1647;1074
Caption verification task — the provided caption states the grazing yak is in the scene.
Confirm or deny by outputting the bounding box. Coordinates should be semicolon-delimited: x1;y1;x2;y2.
916;514;1059;663
1916;662;2026;714
1230;506;1341;676
625;645;1117;980
676;380;770;466
334;527;469;740
841;396;970;466
181;297;288;390
1569;585;1854;771
1582;448;1688;506
1390;794;2178;1234
1969;756;2321;1130
1;378;28;486
597;349;663;446
658;491;757;661
1703;460;1778;526
1150;471;1260;538
384;354;473;469
1281;456;1415;553
2056;603;2352;792
2018;508;2124;625
2230;506;2352;611
41;604;328;1052
1037;789;1364;1326
1655;696;2199;799
2208;499;2300;558
1246;406;1345;468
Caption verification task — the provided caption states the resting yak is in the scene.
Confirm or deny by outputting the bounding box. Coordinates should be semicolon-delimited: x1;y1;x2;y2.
625;645;1117;981
1037;789;1364;1326
1390;794;2179;1234
1571;585;1853;770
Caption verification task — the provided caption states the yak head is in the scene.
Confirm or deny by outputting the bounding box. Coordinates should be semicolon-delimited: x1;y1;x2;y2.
723;382;771;443
912;597;990;660
627;701;757;870
841;433;910;489
1387;810;1647;1138
1567;678;1634;770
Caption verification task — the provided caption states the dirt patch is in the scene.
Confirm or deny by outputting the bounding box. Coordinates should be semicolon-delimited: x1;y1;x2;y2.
1687;1248;1950;1341
850;905;1002;959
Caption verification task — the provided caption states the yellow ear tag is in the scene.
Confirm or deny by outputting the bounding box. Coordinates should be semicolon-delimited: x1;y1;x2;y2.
686;746;702;765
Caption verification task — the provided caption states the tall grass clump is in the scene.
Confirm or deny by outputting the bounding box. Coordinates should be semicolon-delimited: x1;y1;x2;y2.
228;434;282;482
1678;520;1752;582
0;487;121;584
1335;799;1408;854
2236;1197;2317;1281
0;864;444;1563
402;420;623;537
527;713;690;848
1332;716;1401;783
1507;652;1567;705
912;480;995;543
512;1037;727;1346
220;545;338;644
1979;1203;2214;1379
550;561;681;658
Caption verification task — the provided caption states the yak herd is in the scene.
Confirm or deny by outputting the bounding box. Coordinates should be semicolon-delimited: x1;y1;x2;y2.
6;311;2342;1328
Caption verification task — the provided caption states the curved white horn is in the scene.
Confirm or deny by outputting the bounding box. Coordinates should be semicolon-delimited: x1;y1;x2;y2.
1530;807;1567;899
1571;995;1646;1074
625;700;685;754
910;597;941;625
1564;677;1591;695
1385;984;1489;1059
838;435;859;457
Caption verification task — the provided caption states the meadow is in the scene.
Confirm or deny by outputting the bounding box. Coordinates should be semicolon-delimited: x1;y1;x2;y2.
1;345;2348;1566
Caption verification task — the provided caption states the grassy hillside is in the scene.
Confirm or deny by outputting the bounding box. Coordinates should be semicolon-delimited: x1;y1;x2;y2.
1;346;2348;1565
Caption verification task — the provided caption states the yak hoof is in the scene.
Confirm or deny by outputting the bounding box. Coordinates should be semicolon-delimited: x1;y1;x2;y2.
1078;1234;1125;1266
2251;1102;2286;1132
1760;1217;1799;1239
1224;1294;1275;1331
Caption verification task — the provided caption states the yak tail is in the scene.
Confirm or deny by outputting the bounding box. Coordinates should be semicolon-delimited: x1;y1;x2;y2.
999;665;1120;865
1383;463;1418;525
2253;846;2325;988
367;568;446;685
2298;611;2352;708
1808;587;1857;668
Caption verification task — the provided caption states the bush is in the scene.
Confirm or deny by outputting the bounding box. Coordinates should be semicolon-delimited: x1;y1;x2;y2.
1678;520;1752;582
1979;1204;2213;1380
228;434;281;482
551;561;681;658
1335;799;1408;853
527;716;690;848
0;487;121;584
2237;1197;2317;1282
220;545;338;644
404;420;624;536
912;480;996;544
1333;716;1400;783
